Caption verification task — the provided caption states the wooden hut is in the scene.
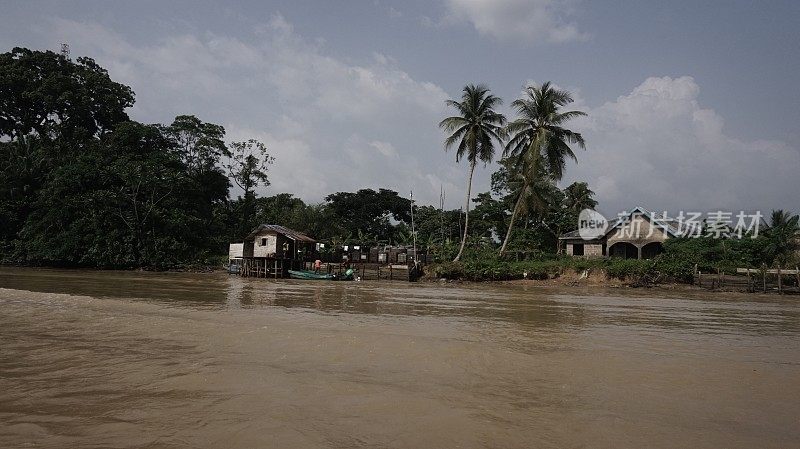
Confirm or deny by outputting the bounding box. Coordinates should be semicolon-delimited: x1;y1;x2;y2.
233;224;316;277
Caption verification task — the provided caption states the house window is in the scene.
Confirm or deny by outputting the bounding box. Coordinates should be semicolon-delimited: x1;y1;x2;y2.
573;243;584;256
261;237;267;246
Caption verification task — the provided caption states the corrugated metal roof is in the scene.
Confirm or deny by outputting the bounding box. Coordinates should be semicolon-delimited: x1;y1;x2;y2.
245;224;316;242
558;229;583;240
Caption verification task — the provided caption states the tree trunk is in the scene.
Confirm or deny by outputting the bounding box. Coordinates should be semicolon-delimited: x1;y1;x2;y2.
453;161;476;262
499;186;526;257
555;225;562;254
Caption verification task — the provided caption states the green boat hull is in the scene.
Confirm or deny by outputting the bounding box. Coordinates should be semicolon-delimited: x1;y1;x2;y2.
287;269;353;281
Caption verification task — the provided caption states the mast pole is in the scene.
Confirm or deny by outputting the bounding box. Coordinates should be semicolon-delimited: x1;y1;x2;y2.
411;190;417;266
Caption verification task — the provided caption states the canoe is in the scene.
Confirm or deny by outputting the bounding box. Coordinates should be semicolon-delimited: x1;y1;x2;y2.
288;269;353;281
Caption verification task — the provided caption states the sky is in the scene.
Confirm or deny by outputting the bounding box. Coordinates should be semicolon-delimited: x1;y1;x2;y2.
2;0;798;216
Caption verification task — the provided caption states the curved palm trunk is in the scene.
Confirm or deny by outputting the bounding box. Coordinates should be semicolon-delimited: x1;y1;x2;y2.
498;185;526;257
453;161;476;262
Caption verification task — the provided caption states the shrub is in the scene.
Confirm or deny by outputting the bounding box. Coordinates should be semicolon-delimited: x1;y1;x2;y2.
653;257;695;283
513;259;561;280
431;261;465;279
605;258;653;281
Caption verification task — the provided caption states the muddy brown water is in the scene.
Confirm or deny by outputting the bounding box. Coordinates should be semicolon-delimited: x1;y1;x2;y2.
0;268;798;448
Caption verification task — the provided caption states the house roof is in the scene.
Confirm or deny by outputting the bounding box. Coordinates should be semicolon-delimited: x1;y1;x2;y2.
603;206;682;238
558;229;584;240
245;224;316;242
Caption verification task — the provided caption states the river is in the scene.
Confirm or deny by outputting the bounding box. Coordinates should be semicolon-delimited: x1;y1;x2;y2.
0;268;798;448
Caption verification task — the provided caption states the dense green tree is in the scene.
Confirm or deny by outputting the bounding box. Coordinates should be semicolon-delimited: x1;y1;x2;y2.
166;115;230;251
323;189;411;243
439;84;506;261
0;137;46;249
0;47;255;267
413;205;462;245
0;47;133;141
468;192;506;243
247;193;331;241
17;122;207;267
166;115;229;176
1;48;137;257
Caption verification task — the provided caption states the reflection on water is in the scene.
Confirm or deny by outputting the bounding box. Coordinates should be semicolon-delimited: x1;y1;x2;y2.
0;268;799;449
1;268;796;337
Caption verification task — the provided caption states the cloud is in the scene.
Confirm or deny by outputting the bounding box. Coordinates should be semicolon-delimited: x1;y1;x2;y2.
443;0;589;44
46;14;456;205
36;16;798;216
564;76;800;215
368;140;399;159
372;1;403;19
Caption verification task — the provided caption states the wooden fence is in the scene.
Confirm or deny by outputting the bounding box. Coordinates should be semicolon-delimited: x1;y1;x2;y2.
695;265;800;294
304;262;418;281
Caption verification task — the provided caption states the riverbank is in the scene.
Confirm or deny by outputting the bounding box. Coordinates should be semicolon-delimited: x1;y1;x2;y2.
422;257;800;295
424;257;689;284
423;267;719;296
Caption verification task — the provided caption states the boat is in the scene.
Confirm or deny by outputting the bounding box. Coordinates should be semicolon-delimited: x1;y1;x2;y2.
288;269;354;281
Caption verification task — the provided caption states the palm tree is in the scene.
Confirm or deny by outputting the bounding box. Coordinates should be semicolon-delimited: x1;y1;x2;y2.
439;84;506;262
764;209;800;265
770;209;797;229
563;181;597;212
498;82;586;256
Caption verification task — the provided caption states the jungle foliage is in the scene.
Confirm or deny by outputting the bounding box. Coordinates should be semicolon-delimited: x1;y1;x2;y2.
0;48;259;267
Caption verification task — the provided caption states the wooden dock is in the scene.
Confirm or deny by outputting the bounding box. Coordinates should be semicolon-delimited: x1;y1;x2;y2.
239;258;289;279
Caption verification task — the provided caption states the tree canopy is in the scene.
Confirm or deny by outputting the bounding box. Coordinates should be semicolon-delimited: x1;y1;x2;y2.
0;47;134;141
0;48;270;267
